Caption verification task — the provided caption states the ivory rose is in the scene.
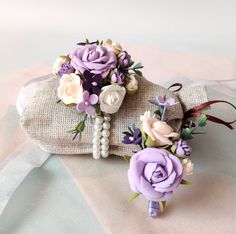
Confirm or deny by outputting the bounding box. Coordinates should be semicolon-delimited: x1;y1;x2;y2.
57;73;83;105
103;39;123;54
99;85;126;114
125;74;138;94
141;111;179;146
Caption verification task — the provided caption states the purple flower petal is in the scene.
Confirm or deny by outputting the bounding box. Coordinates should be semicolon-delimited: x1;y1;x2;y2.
156;96;166;106
166;97;177;106
83;91;90;101
76;102;85;112
85;105;95;116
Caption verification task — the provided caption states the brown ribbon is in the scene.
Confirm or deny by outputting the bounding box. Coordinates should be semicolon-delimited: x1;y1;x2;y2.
168;83;183;92
184;100;236;130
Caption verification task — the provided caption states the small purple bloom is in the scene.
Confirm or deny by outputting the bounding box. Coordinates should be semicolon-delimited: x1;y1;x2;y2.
83;71;103;95
69;44;117;78
173;139;192;157
155;96;177;107
111;69;126;85
118;51;133;68
58;63;75;78
123;128;142;145
128;148;183;201
76;91;98;116
149;96;177;107
148;201;160;217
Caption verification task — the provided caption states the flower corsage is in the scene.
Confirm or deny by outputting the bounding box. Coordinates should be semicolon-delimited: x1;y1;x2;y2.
53;39;143;158
123;95;235;217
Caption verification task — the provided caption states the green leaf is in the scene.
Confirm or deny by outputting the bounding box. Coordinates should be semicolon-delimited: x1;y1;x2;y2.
76;121;85;132
170;145;177;154
122;131;132;136
134;70;143;77
128;126;134;134
180;179;191;185
159;201;167;212
145;136;158;147
133;62;143;69
128;193;140;203
182;128;191;139
176;154;186;159
154;109;162;117
197;114;207;127
65;103;77;107
123;155;131;162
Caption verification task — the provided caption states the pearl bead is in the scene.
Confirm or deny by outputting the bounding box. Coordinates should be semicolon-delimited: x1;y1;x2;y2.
103;122;111;130
94;124;103;131
95;116;103;125
101;150;109;158
92;138;100;145
101;137;109;145
93;131;102;138
102;129;110;138
104;115;111;122
93;152;101;159
93;145;100;151
101;144;109;151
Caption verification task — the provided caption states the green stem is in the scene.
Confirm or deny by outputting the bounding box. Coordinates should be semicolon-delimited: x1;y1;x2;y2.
161;106;166;121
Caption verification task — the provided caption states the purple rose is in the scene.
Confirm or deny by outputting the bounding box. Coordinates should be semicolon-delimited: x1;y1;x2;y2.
111;69;125;85
173;139;192;157
128;148;183;201
58;63;75;78
118;51;133;68
69;44;117;78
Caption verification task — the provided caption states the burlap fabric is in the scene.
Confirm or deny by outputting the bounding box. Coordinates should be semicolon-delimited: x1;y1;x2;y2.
21;75;207;156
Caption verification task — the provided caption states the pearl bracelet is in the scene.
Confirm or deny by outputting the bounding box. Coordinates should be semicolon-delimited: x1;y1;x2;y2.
93;114;111;159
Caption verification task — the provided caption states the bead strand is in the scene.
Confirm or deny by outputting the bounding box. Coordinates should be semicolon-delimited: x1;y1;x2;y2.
92;114;111;159
100;114;111;158
93;116;103;159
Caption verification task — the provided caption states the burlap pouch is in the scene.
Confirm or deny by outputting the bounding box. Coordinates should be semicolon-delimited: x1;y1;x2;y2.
20;75;208;156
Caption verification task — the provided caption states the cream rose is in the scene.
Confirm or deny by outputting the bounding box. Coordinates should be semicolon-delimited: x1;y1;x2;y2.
99;85;126;114
141;111;179;146
182;158;194;175
103;39;123;54
57;73;83;105
52;56;70;75
125;74;138;94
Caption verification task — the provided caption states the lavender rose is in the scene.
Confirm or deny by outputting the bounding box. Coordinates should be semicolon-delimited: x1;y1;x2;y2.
128;148;183;201
69;44;117;78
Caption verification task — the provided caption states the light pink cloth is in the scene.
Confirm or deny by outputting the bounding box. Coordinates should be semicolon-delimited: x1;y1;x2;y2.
0;48;235;233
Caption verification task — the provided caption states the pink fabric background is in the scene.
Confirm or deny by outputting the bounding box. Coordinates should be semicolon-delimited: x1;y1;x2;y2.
0;47;235;233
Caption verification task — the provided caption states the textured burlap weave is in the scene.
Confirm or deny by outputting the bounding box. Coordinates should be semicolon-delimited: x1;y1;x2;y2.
21;75;208;156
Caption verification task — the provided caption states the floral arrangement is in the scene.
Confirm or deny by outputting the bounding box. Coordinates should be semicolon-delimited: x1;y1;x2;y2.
52;39;143;140
123;95;208;217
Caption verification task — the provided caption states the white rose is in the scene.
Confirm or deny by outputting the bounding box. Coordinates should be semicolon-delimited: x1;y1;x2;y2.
52;56;69;75
125;74;138;94
99;85;126;114
103;39;123;54
182;158;194;175
57;73;83;105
